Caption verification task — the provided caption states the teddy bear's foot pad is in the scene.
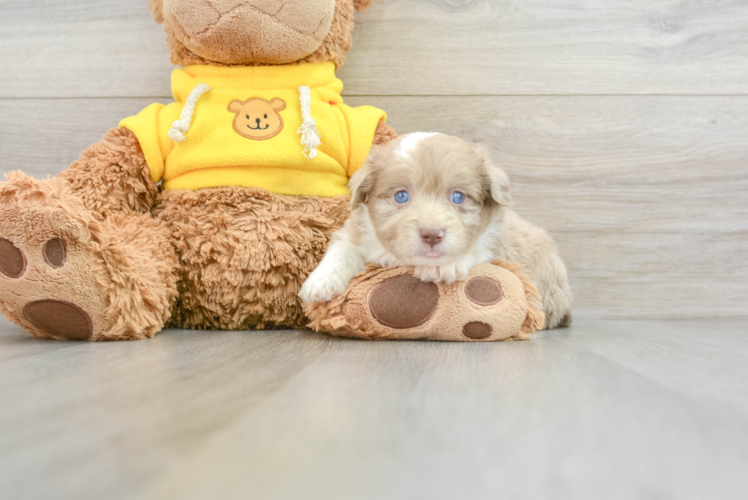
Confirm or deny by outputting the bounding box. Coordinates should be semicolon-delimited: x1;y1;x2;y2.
23;300;94;341
463;321;493;340
0;238;27;278
305;262;546;342
369;275;438;329
0;207;110;341
367;273;508;340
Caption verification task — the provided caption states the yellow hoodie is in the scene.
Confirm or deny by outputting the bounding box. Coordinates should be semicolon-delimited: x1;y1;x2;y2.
119;62;386;197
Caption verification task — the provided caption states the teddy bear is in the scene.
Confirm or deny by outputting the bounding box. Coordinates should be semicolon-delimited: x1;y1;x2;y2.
0;0;398;341
0;0;541;343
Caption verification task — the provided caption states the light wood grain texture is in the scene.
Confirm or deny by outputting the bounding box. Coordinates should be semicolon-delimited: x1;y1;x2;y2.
1;317;747;500
4;0;748;98
2;96;746;319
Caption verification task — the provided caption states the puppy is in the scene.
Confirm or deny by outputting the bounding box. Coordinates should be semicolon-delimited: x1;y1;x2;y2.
299;132;573;329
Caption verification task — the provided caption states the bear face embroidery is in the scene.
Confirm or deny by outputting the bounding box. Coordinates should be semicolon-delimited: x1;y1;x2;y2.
228;98;287;140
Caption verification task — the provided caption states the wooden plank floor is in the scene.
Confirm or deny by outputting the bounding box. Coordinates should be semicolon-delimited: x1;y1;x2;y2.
1;316;747;500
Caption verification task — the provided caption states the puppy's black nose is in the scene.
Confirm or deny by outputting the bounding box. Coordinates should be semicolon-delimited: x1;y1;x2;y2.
420;229;445;247
256;118;261;125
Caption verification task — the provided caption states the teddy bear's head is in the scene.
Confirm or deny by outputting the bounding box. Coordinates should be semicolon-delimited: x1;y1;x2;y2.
149;0;374;67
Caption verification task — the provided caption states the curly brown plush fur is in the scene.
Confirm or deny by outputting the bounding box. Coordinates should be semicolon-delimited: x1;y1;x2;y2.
353;0;375;11
373;121;398;146
60;128;157;217
155;187;349;330
149;0;164;23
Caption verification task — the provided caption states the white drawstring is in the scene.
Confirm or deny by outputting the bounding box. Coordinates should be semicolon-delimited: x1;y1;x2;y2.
297;85;322;159
168;83;212;143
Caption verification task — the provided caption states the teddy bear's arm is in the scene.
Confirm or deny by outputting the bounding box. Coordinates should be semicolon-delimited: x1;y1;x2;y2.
59;128;158;217
373;120;398;146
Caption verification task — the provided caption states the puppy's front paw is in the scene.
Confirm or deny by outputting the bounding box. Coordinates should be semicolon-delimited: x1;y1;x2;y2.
414;265;441;283
441;262;470;283
414;263;469;284
299;269;350;303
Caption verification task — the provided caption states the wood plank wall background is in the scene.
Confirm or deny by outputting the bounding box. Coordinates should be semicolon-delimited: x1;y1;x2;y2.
1;0;746;320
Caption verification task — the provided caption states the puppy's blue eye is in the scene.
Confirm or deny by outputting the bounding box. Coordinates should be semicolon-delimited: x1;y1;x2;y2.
394;191;409;204
451;191;466;204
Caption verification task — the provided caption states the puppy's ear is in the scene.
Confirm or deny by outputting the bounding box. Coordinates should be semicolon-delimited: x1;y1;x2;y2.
488;166;513;206
149;0;164;24
354;0;375;12
478;148;513;207
349;163;375;210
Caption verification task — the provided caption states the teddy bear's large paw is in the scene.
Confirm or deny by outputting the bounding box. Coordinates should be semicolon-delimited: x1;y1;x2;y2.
0;206;111;341
304;262;545;342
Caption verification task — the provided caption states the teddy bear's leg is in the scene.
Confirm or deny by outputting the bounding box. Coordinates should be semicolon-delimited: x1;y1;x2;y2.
0;129;177;340
0;181;178;340
0;173;178;340
154;186;350;330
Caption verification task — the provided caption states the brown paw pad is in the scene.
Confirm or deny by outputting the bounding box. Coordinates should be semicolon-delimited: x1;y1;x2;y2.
465;276;503;306
0;238;26;278
43;238;67;268
463;321;493;340
369;275;439;329
23;300;93;341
